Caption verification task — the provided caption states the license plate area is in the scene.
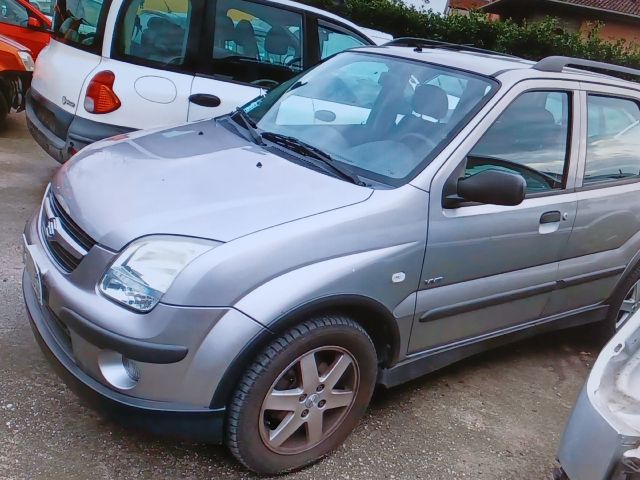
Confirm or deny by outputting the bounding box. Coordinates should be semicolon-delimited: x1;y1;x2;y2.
23;235;44;306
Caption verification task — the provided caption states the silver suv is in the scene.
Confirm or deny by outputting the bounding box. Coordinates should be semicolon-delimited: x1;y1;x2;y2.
22;39;640;474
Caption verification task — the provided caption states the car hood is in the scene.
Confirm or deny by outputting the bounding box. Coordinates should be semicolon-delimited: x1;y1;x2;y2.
52;120;372;251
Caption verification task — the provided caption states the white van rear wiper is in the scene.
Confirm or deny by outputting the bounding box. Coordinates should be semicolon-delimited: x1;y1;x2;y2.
262;132;365;186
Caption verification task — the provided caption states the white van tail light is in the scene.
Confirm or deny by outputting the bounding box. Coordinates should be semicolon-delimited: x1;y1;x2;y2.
84;71;121;114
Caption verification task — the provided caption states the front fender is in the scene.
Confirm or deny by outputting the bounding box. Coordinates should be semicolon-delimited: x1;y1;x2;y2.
234;243;421;327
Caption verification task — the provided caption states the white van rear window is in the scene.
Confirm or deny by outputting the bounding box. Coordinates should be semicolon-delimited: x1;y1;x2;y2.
53;0;108;50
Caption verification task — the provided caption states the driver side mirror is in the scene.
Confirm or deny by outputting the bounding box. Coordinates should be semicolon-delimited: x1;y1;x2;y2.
27;16;43;29
444;169;526;208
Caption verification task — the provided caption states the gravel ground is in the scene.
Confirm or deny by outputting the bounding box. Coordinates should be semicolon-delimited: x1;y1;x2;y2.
0;113;597;480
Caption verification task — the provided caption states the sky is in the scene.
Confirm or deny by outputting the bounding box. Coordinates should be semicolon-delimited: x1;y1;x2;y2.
400;0;448;13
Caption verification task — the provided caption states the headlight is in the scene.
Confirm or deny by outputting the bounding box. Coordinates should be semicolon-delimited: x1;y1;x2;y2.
17;51;35;72
99;236;218;312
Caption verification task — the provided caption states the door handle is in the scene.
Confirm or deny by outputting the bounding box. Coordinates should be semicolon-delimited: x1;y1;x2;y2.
189;93;222;108
540;211;562;224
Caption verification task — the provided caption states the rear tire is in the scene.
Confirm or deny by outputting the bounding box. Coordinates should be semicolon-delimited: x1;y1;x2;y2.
226;315;377;475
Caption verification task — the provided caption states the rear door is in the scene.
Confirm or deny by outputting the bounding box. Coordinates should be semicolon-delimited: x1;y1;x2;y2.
30;0;108;118
89;0;202;129
410;81;581;354
545;85;640;316
188;0;306;121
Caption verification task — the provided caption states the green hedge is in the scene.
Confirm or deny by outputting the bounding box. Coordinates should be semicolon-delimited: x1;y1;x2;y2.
301;0;640;69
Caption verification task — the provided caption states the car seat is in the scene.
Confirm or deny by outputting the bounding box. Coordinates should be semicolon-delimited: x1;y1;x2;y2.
234;20;259;59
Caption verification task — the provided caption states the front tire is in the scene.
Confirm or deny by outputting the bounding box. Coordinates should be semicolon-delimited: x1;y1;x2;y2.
226;315;377;475
0;90;8;129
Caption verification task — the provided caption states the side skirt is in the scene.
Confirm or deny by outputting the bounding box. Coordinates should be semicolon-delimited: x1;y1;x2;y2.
377;304;608;388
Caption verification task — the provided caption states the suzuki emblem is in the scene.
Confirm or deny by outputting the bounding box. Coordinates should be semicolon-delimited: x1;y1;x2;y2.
45;217;59;239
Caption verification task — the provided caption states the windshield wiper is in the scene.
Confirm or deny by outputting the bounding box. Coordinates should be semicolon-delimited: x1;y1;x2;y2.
262;132;366;186
231;108;264;146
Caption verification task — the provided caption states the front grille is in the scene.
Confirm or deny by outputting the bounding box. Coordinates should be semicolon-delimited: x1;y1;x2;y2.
46;239;81;272
41;190;96;273
49;194;96;251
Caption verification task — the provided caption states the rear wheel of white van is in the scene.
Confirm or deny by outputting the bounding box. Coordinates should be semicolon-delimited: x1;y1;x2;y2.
226;315;377;475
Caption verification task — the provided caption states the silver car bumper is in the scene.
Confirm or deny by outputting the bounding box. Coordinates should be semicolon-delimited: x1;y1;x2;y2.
558;386;639;480
22;206;267;442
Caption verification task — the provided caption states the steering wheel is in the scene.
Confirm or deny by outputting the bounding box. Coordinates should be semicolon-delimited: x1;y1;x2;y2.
398;133;437;155
166;56;184;66
285;56;302;68
332;77;358;105
250;78;280;89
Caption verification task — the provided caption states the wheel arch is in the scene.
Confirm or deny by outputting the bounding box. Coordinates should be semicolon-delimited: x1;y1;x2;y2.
210;294;401;409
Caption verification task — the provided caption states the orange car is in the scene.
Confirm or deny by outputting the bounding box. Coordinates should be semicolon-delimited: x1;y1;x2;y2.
0;33;33;126
0;0;51;58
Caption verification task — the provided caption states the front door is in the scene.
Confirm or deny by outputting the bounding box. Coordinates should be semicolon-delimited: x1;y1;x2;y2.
409;82;580;354
188;0;305;121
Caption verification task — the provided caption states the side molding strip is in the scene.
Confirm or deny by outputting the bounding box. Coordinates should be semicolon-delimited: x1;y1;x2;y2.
419;266;625;323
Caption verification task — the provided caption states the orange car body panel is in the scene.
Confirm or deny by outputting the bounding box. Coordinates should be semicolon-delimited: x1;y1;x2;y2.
0;0;51;58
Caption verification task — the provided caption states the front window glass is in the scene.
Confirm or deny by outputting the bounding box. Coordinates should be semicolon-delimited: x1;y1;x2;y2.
468;91;571;194
318;23;366;60
53;0;108;49
0;0;28;26
115;0;192;66
584;95;640;185
245;52;497;185
212;0;303;88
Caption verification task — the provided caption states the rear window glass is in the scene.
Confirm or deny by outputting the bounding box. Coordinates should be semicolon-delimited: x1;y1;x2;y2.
53;0;109;50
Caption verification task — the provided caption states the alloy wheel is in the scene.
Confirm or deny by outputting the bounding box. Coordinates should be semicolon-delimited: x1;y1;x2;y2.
617;280;640;330
259;346;360;455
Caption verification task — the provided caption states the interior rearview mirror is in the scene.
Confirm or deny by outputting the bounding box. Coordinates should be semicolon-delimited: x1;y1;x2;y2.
446;169;526;208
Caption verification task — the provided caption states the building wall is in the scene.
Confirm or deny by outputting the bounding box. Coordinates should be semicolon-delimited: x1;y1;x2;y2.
589;20;640;46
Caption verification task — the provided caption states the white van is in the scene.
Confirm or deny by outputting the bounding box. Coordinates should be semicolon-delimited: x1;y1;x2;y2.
26;0;391;162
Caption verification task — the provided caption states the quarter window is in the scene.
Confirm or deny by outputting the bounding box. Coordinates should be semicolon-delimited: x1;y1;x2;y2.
115;0;193;66
584;95;640;185
318;23;366;60
467;91;571;194
211;0;303;87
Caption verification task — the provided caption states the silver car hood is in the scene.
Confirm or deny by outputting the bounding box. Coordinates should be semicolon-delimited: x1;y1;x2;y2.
52;120;372;251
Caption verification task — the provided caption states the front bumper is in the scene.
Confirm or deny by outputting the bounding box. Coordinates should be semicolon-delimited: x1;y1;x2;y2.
24;271;226;443
22;203;267;443
25;89;134;163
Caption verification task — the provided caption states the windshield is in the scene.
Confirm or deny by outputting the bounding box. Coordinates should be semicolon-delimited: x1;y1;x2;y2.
244;51;498;186
53;0;109;50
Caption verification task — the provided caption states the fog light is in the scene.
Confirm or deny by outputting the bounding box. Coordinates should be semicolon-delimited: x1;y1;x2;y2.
98;351;140;390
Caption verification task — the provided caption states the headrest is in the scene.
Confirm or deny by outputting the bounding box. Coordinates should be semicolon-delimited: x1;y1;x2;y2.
234;20;255;41
265;25;292;56
412;84;449;121
216;15;235;41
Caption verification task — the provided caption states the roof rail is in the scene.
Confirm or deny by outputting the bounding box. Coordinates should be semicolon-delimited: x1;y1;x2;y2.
384;37;520;59
534;56;640;78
